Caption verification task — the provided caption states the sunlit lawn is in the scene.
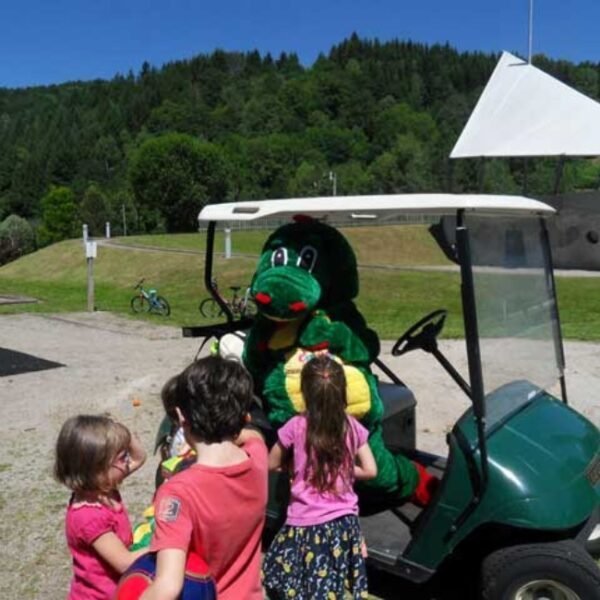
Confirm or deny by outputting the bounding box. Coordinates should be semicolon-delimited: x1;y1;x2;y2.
0;228;599;340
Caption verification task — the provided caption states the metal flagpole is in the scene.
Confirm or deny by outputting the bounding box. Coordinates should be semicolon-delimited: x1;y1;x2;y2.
528;0;534;63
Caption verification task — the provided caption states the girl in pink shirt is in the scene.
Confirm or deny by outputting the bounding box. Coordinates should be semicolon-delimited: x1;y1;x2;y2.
262;354;378;600
54;414;147;600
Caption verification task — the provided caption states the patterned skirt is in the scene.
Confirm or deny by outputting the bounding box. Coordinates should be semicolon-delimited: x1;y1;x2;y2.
262;514;369;600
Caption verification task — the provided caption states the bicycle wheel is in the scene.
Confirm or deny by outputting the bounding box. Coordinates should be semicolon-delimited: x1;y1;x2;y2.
154;296;171;317
131;295;149;313
241;298;258;317
199;298;223;319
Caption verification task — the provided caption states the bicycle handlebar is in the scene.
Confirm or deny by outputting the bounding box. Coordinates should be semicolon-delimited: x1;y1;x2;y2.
134;277;145;290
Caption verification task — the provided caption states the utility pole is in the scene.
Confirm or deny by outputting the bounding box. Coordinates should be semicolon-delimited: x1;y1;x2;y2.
528;0;534;63
122;204;127;236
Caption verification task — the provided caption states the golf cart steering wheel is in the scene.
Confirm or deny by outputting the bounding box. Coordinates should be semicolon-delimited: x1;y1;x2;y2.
392;309;448;356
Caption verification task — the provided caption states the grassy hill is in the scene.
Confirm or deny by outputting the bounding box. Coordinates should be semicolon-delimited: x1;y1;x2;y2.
0;225;598;340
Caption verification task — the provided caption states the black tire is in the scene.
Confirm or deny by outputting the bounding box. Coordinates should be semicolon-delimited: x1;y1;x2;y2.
154;296;170;316
586;529;600;558
130;295;148;313
199;297;222;319
241;298;257;318
480;540;600;600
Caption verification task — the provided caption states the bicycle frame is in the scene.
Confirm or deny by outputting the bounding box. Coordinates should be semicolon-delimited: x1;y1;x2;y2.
133;279;169;315
228;287;252;316
204;224;235;321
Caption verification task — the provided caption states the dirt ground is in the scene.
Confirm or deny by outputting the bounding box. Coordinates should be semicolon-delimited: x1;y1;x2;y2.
0;311;598;599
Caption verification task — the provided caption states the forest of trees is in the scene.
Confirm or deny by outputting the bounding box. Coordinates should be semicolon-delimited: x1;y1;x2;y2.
1;34;599;254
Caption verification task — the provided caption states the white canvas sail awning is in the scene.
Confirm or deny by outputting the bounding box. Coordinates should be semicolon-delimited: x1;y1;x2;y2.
450;51;600;158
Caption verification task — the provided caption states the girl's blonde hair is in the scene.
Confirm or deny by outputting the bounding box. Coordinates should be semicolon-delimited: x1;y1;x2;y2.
54;414;130;494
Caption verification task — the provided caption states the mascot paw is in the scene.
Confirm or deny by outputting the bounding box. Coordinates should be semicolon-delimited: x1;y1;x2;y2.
411;462;440;507
299;314;333;348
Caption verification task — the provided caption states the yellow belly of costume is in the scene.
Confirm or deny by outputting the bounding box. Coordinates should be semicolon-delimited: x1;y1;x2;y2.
283;347;371;419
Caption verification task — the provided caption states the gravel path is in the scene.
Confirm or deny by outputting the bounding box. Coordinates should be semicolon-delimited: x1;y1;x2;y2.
0;311;597;599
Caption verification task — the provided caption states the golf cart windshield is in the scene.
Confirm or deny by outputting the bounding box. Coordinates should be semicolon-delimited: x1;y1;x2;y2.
465;215;563;430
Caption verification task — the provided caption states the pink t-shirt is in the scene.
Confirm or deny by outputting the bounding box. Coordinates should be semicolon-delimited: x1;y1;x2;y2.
65;493;133;600
279;414;369;526
151;437;268;600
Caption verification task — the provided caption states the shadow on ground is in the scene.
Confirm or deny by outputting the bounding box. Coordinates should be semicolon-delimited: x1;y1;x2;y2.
0;347;64;377
368;565;478;600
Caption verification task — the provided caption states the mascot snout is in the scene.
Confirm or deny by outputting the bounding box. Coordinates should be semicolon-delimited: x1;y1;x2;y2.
251;262;321;320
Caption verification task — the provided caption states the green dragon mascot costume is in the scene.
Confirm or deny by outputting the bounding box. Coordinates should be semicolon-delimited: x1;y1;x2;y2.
243;216;436;503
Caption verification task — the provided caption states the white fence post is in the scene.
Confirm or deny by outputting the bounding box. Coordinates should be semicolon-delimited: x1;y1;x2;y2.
224;227;232;259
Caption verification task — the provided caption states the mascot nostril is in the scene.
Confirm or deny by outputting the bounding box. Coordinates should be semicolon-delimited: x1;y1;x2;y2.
242;218;437;505
255;292;272;305
289;301;307;313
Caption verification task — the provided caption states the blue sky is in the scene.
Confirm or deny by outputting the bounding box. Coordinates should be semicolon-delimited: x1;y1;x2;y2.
1;0;599;89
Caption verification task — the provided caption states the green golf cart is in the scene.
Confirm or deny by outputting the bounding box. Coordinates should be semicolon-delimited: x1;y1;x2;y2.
184;194;600;600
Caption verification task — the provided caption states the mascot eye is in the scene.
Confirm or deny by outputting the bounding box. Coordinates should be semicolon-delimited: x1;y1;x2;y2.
271;247;288;267
297;246;318;272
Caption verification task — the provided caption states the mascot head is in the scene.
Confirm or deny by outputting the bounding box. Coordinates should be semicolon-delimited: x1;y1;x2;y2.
251;216;358;321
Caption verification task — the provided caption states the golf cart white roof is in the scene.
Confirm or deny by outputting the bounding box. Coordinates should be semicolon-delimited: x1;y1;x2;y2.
198;194;554;223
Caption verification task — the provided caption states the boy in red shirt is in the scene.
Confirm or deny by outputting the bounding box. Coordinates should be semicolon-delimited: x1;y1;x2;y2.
140;355;267;600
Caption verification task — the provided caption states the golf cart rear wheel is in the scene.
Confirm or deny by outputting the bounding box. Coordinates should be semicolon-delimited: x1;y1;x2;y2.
480;540;600;600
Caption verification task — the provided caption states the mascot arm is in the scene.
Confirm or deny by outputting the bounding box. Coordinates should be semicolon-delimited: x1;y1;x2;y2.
242;317;272;377
299;309;376;364
329;302;380;362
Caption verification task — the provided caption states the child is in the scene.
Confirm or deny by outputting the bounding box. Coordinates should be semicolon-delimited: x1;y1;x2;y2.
139;355;268;600
262;354;378;600
157;374;196;484
54;414;147;600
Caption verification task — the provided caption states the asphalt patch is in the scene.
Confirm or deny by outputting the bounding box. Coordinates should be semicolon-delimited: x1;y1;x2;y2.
0;347;64;377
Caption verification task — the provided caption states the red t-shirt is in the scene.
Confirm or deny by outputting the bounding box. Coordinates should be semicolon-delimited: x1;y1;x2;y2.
151;437;268;600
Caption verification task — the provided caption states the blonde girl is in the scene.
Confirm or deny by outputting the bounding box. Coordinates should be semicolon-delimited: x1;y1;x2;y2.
54;414;146;600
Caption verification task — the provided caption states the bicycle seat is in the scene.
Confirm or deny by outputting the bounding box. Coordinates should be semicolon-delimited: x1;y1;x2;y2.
229;286;241;292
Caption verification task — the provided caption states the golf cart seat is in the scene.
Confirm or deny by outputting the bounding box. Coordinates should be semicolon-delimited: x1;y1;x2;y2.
378;381;416;453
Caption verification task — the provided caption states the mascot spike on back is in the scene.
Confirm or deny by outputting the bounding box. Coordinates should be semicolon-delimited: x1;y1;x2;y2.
243;216;437;502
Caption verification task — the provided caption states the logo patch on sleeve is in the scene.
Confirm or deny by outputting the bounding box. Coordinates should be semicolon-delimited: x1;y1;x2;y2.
157;496;181;522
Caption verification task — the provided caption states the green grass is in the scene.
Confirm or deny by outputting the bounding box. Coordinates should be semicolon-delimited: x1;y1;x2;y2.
114;224;450;266
1;228;599;340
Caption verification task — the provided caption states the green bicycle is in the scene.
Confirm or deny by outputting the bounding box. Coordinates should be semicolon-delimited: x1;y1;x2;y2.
130;278;171;317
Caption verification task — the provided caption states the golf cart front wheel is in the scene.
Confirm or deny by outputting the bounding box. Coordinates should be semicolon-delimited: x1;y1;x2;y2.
480;540;600;600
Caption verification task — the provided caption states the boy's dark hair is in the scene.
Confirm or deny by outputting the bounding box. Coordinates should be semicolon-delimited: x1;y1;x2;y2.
175;355;254;444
